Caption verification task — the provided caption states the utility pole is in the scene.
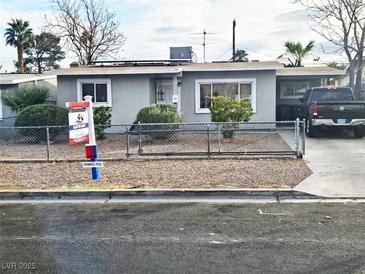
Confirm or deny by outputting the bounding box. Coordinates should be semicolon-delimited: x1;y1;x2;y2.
203;29;207;63
232;19;236;62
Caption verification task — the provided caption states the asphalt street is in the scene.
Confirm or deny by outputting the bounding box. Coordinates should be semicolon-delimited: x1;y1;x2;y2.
0;202;364;274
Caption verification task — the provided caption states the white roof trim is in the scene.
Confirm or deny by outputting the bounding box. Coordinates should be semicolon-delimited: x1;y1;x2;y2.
0;75;56;85
277;71;346;77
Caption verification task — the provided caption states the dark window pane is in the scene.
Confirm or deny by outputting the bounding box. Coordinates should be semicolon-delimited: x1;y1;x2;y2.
240;83;252;102
311;88;354;101
200;84;211;108
96;83;108;102
212;83;238;99
82;83;94;101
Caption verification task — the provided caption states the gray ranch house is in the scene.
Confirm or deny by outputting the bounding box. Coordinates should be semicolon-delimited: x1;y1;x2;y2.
55;61;345;125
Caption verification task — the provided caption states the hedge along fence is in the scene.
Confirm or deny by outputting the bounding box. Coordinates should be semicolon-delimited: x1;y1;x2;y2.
135;103;182;139
14;104;69;141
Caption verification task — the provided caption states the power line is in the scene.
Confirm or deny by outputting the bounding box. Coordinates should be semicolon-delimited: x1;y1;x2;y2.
236;44;275;59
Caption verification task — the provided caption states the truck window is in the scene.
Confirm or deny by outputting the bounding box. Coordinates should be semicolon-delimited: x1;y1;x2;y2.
310;88;354;102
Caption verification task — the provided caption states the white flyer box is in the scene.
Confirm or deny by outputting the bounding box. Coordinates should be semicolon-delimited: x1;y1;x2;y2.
69;111;89;144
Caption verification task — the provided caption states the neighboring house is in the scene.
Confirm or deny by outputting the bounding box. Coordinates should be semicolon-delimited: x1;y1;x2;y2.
0;74;57;126
55;61;345;125
276;66;346;120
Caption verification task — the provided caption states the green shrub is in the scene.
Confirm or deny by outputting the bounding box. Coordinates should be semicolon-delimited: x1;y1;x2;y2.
136;103;182;123
14;104;68;141
135;104;182;139
1;86;49;113
94;106;112;139
209;96;253;138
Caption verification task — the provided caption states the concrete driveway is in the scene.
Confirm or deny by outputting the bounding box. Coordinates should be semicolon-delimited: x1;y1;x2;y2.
295;131;365;197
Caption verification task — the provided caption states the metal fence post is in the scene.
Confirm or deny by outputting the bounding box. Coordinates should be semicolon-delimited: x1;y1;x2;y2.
125;125;130;159
46;127;50;161
138;121;143;154
301;120;306;156
295;118;300;158
218;123;221;154
207;125;211;157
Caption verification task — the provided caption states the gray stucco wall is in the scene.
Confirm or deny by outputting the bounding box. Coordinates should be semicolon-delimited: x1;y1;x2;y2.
57;75;152;125
0;84;18;127
181;70;277;122
57;70;278;125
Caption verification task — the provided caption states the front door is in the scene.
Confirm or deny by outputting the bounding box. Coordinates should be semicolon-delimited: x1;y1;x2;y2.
156;80;173;104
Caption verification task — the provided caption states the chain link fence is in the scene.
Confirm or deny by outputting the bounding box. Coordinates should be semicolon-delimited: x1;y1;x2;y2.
0;120;305;162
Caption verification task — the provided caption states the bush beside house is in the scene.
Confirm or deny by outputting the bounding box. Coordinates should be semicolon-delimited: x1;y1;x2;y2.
94;106;112;139
14;104;68;140
210;96;253;138
135;104;182;139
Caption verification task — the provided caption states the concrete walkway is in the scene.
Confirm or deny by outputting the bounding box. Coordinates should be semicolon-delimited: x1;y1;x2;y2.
295;131;365;197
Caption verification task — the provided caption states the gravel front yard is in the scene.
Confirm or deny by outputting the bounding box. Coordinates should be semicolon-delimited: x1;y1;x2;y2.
0;158;312;190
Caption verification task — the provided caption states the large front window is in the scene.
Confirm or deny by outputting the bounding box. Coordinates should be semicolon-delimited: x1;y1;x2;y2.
196;79;256;113
280;81;309;99
77;79;112;107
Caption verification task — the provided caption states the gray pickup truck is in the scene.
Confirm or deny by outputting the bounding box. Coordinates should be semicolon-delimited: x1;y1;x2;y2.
297;87;365;138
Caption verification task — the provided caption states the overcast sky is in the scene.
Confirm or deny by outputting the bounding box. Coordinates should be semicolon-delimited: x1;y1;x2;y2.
0;0;345;72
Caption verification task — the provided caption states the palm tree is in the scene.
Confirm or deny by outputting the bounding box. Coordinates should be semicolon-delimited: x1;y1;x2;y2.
284;40;315;67
231;49;249;62
4;19;34;73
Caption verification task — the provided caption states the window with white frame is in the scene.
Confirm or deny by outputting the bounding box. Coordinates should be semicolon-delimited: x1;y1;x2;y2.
195;78;256;113
280;81;309;99
77;79;112;107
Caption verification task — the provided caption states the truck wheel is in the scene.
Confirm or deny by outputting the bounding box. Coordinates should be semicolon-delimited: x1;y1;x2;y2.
354;128;365;138
306;119;317;138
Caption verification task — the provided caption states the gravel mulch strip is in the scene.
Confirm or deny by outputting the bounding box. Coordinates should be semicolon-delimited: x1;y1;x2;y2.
0;158;312;190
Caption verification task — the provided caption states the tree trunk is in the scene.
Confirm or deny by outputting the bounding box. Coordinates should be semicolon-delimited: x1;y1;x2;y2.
37;62;42;74
17;46;24;73
355;61;363;99
348;63;355;91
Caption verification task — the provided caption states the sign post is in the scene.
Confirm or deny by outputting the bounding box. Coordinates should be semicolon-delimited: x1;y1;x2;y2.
84;95;99;180
66;96;100;181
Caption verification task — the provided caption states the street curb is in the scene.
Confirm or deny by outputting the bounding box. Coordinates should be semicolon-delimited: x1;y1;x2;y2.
0;189;327;201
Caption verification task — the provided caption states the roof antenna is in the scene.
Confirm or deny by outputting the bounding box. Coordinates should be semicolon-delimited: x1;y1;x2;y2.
192;29;216;63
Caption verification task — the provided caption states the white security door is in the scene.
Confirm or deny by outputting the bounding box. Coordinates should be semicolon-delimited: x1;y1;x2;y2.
156;80;173;104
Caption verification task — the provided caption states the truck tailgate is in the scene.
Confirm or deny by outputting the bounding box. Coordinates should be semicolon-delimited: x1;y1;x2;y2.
316;101;365;120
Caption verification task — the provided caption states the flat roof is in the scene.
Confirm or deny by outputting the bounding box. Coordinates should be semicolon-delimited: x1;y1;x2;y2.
183;61;283;72
0;74;56;85
55;61;284;76
277;66;346;77
56;66;183;76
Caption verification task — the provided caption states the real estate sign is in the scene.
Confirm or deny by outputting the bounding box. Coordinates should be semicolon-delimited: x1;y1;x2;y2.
68;111;89;144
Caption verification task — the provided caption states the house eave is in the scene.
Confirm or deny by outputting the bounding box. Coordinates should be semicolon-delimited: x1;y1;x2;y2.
0;75;56;85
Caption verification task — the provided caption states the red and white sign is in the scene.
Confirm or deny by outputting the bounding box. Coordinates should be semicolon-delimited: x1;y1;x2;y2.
69;111;89;144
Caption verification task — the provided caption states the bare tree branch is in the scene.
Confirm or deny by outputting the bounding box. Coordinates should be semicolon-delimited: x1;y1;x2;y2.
296;0;365;96
47;0;126;65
